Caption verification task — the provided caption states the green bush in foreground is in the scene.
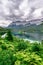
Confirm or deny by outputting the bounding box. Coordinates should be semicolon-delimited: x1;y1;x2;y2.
14;52;43;65
31;43;41;52
16;42;28;51
0;36;43;65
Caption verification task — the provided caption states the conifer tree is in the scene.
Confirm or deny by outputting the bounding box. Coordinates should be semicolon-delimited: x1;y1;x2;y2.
7;30;13;41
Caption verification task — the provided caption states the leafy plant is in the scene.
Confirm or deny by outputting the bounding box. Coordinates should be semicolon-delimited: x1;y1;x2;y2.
0;35;43;65
31;43;41;52
16;42;27;51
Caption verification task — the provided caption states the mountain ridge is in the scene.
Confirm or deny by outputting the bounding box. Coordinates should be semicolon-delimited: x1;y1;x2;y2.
0;18;43;28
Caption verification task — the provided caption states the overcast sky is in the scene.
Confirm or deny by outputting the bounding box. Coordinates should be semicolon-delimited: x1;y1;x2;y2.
0;0;43;21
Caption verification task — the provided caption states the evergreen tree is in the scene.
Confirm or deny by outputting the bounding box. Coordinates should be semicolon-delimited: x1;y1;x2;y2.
6;30;13;41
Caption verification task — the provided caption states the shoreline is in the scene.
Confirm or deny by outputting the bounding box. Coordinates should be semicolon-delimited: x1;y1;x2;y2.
23;38;40;43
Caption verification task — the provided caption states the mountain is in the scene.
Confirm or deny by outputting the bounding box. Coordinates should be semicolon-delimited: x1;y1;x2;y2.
22;23;43;33
0;18;43;28
0;18;43;33
8;18;43;27
8;18;43;33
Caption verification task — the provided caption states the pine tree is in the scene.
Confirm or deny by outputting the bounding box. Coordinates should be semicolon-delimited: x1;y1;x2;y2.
6;30;13;41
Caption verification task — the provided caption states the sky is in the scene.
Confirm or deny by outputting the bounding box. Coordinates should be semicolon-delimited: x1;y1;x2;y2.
0;0;43;25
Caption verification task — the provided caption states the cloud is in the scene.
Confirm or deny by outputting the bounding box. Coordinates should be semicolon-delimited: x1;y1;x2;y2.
0;20;12;27
33;8;43;19
0;0;43;21
14;10;20;16
19;0;31;19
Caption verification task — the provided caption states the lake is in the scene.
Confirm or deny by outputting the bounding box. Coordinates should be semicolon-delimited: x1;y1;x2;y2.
13;32;43;42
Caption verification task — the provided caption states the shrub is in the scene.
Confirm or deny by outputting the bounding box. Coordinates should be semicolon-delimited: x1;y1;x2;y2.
0;51;12;65
31;43;41;52
13;52;43;65
0;35;43;65
1;44;7;50
0;41;2;45
17;42;27;51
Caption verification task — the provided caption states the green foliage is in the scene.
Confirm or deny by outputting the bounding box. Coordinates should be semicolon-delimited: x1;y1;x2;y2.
16;41;27;51
1;44;7;50
41;40;43;45
6;30;13;41
13;52;43;65
31;43;41;52
0;36;43;65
